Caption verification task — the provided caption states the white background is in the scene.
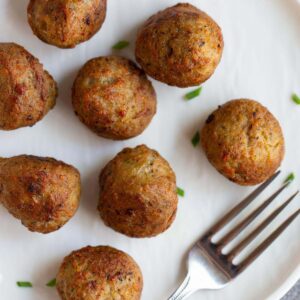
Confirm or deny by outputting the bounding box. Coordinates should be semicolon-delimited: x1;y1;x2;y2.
0;0;300;299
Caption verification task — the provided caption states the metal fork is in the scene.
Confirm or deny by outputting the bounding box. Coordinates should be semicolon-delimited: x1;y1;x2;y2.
168;171;300;300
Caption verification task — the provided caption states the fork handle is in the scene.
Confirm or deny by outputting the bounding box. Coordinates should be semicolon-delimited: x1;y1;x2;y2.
168;273;199;300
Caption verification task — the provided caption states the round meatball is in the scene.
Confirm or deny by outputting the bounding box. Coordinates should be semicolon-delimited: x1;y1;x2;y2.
0;43;57;130
0;155;81;233
135;3;224;87
201;99;285;185
27;0;107;48
56;246;143;300
98;145;178;238
72;56;157;140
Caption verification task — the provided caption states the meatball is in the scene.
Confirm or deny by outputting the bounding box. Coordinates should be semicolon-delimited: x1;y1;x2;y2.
0;43;57;130
56;246;143;300
98;145;178;238
135;3;224;87
27;0;107;49
0;155;81;233
72;56;157;140
201;99;285;185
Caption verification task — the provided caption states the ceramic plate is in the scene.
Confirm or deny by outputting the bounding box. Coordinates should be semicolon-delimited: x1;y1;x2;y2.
0;0;299;299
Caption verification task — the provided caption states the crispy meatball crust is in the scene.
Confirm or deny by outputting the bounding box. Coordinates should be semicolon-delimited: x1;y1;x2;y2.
201;99;285;185
135;3;224;87
0;155;81;233
98;145;178;238
72;56;157;140
28;0;107;48
56;246;143;300
0;43;57;130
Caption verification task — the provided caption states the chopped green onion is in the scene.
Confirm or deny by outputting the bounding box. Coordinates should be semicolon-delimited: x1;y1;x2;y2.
177;187;185;197
112;40;130;50
191;131;200;147
284;173;295;184
184;87;202;101
17;281;32;287
291;93;300;105
46;278;56;287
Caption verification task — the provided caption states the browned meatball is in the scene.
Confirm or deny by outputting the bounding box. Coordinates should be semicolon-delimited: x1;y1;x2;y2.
0;43;57;130
27;0;107;48
56;246;143;300
98;145;178;238
201;99;285;185
72;56;157;140
135;3;224;87
0;155;81;233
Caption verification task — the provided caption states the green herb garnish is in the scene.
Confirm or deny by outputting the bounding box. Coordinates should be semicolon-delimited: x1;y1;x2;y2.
46;278;56;287
284;173;295;184
112;40;130;50
191;131;200;147
292;93;300;105
184;87;202;101
177;187;185;197
17;281;32;288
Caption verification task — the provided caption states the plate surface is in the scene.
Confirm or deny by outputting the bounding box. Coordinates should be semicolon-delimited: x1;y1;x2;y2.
0;0;300;299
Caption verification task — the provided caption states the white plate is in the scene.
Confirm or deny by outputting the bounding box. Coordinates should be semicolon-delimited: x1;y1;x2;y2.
0;0;300;299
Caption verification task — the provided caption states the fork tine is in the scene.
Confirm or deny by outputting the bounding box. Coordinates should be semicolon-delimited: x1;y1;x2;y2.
228;191;299;260
217;182;290;248
205;171;280;239
237;208;300;274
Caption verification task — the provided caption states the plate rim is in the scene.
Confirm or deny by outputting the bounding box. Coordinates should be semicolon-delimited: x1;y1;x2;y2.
267;266;300;300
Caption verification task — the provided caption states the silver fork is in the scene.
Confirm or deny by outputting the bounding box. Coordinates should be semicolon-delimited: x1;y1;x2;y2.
168;171;300;300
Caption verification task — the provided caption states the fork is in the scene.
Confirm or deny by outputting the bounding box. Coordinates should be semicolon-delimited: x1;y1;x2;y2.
168;171;300;300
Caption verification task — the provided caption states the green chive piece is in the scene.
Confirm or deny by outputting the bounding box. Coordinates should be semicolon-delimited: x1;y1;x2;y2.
46;278;56;287
284;173;295;184
292;93;300;105
112;40;130;50
17;281;32;287
191;131;200;147
177;187;185;197
184;87;202;101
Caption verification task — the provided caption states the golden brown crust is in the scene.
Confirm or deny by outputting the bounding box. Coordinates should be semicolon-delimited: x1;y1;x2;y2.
201;99;285;185
56;246;143;300
135;3;224;87
0;43;57;130
72;56;157;140
27;0;107;48
0;155;81;233
98;145;178;238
